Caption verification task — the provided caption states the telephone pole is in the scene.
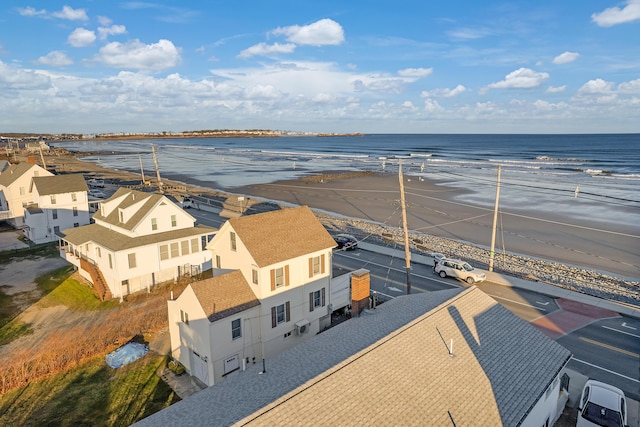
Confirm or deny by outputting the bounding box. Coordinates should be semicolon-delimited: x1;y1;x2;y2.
489;165;501;272
398;160;412;294
151;145;164;193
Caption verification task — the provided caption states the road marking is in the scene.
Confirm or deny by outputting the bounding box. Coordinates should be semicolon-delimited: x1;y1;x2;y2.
621;322;637;330
578;337;639;358
602;325;640;339
571;358;640;383
491;295;547;311
387;287;403;293
536;301;549;306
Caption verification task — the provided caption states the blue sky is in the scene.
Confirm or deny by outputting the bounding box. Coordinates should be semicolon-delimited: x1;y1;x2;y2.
1;1;639;134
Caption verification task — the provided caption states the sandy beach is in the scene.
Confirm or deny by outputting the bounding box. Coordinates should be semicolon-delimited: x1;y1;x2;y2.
26;149;640;289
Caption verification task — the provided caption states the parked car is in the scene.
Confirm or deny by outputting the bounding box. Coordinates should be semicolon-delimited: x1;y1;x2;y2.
89;189;106;199
334;234;358;250
577;380;627;427
434;258;486;284
88;178;105;188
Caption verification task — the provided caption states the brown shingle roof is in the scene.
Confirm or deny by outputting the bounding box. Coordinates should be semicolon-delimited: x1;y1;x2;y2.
92;188;166;231
32;174;88;195
229;206;336;267
190;271;260;322
0;163;40;187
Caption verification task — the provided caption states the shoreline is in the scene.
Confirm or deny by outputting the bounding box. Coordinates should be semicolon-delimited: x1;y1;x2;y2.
15;150;639;306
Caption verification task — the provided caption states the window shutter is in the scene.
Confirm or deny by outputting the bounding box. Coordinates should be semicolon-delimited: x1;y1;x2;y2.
309;292;314;312
270;269;275;291
321;254;325;274
309;257;313;278
285;301;290;322
271;306;276;328
321;287;326;307
285;265;290;286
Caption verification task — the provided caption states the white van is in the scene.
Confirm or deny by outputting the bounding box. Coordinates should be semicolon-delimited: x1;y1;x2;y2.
88;178;105;188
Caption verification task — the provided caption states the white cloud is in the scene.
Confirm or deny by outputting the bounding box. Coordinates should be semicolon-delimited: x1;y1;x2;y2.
447;27;492;40
0;61;51;90
397;67;433;78
486;68;549;90
98;16;112;26
35;51;73;67
270;19;344;46
94;39;181;71
17;6;46;16
52;5;88;21
421;84;467;98
592;0;640;27
401;101;417;111
238;42;296;59
618;78;640;93
546;85;566;93
68;28;96;47
577;78;615;95
552;51;579;65
424;99;443;112
98;24;127;40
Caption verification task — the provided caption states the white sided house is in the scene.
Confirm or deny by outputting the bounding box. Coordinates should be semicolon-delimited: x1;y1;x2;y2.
59;188;216;300
23;174;90;244
168;206;338;386
0;162;53;227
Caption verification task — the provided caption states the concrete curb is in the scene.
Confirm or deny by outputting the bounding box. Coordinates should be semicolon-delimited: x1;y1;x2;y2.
358;242;640;319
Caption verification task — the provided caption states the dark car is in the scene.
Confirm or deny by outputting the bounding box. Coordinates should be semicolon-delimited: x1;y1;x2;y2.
334;234;358;250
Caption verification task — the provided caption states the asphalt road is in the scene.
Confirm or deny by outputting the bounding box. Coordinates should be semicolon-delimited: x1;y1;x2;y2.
333;247;640;402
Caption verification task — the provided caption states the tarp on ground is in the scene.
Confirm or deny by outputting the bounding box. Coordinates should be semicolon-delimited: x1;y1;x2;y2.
106;342;149;368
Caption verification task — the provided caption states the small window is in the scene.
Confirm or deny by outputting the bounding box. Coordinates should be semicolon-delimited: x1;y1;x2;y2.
170;242;179;258
230;232;237;251
52;209;58;220
71;193;77;202
108;253;113;269
151;218;157;231
119;211;124;223
96;247;101;258
171;215;177;227
181;240;190;255
276;304;286;324
216;255;221;269
73;206;78;217
191;238;199;253
309;288;326;312
160;244;169;261
180;310;189;325
252;269;258;285
53;225;60;234
231;318;241;340
275;267;284;287
19;187;25;196
128;253;137;269
73;223;79;228
50;195;56;205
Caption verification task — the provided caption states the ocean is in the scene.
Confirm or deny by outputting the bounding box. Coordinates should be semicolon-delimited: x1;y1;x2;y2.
54;134;640;229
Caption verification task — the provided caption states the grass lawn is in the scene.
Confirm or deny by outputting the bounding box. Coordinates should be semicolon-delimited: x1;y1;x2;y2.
38;273;120;311
0;353;179;426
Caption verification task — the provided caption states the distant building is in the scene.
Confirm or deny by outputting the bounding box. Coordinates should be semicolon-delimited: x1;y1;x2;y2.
0;162;53;227
23;174;90;244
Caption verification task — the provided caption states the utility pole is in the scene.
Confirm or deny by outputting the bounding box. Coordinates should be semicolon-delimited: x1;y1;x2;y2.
38;145;47;170
398;160;412;294
151;145;164;193
139;155;146;185
489;165;501;272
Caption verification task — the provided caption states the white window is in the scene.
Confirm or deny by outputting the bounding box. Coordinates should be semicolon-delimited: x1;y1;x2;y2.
231;318;241;340
128;253;136;269
108;254;113;269
170;242;179;258
271;302;290;327
180;310;189;325
73;206;78;217
171;215;177;227
151;218;157;230
19;187;25;196
275;267;284;287
310;288;326;311
230;232;236;251
73;223;79;228
270;266;289;290
52;209;58;220
50;195;56;205
71;193;77;202
53;226;60;234
190;238;199;253
181;240;190;255
160;244;169;261
216;255;221;269
252;269;258;285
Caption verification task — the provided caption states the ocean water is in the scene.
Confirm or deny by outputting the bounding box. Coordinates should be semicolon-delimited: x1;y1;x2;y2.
54;134;640;228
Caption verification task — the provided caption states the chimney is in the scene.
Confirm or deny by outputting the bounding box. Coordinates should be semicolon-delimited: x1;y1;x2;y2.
351;268;371;316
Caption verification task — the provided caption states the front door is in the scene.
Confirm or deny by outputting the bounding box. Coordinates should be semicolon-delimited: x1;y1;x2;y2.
191;350;208;385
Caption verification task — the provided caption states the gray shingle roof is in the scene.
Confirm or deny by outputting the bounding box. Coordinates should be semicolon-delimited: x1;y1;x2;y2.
32;174;88;195
135;287;571;427
190;271;261;322
229;206;337;267
0;163;45;187
60;223;216;251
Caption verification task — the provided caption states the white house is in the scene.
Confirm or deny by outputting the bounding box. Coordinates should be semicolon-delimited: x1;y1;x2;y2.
23;174;91;244
140;287;573;427
59;188;216;300
168;206;338;386
0;162;53;227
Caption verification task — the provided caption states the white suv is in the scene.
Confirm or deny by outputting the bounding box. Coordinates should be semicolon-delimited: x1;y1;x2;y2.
577;380;627;427
434;258;486;284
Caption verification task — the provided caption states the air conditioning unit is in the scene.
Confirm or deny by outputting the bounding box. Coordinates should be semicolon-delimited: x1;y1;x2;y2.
295;320;310;335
